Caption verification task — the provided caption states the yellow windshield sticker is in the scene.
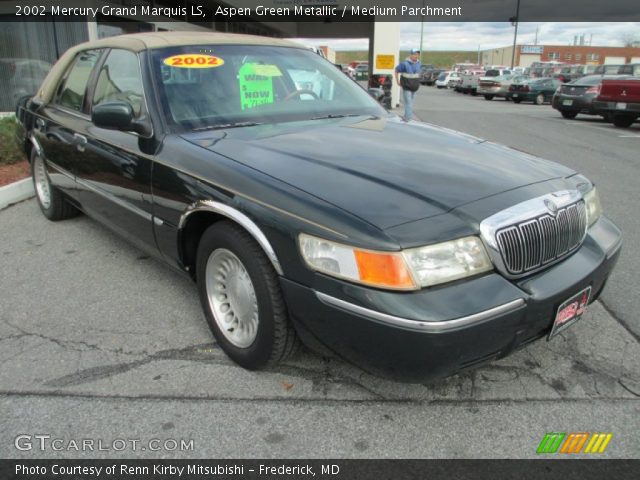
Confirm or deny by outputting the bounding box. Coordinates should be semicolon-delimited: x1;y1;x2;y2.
253;65;282;77
163;54;224;68
239;63;275;110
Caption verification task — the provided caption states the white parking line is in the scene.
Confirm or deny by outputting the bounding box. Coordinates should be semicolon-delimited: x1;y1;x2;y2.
618;135;640;138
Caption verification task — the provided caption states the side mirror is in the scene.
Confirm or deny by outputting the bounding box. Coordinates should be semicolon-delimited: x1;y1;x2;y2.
92;101;152;137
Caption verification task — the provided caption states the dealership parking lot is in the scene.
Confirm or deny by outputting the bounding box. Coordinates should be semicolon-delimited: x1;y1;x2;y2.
1;86;639;458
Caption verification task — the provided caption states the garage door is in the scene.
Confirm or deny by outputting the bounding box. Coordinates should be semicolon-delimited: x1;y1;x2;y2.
519;55;541;67
604;56;626;64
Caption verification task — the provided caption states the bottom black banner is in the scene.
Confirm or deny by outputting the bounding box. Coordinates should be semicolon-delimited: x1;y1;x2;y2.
0;459;638;480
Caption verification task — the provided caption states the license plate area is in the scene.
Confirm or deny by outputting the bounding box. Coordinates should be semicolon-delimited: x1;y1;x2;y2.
562;99;573;106
548;286;591;340
616;102;627;110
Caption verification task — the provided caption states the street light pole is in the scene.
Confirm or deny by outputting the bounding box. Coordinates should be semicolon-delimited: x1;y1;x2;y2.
419;0;425;62
510;0;521;69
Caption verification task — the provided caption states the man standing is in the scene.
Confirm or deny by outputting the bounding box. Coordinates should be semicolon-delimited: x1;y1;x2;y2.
394;48;422;122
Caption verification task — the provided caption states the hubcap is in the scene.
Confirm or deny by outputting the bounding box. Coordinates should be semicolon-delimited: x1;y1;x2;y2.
33;155;51;209
205;249;259;348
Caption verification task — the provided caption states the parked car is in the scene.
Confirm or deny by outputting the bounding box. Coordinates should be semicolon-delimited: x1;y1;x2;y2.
576;65;599;76
15;32;621;382
421;68;443;86
594;64;623;75
354;63;369;79
435;71;459;88
506;77;562;104
617;63;640;77
335;63;355;79
592;78;640;127
483;68;512;77
0;58;52;112
478;74;527;100
552;74;632;119
419;64;436;84
456;70;485;94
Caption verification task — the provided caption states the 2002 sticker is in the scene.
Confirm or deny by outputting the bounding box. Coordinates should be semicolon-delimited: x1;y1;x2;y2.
163;54;224;68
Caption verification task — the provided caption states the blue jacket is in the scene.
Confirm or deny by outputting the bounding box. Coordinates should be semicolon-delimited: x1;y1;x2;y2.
395;59;422;74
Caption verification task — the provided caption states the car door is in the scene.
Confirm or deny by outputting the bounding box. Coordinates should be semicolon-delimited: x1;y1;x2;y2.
35;49;103;195
76;48;157;252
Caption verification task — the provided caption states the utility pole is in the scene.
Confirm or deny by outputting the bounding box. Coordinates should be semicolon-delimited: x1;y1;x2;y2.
509;0;521;69
419;0;425;62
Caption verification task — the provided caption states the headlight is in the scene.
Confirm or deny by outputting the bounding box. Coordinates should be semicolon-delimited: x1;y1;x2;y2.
403;236;493;287
299;234;493;290
298;234;416;290
584;187;602;227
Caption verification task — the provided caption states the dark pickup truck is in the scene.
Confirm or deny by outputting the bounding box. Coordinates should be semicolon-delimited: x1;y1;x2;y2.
593;78;640;128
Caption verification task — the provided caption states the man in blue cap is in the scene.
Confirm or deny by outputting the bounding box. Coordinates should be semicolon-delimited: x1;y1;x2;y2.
394;48;422;122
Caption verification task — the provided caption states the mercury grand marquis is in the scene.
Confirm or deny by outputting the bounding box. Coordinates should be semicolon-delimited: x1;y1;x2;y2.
16;32;622;381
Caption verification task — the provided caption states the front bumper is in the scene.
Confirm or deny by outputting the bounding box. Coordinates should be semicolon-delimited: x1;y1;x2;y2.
281;216;622;382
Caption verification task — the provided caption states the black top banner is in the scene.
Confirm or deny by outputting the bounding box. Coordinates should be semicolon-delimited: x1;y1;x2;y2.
1;459;639;480
1;0;640;22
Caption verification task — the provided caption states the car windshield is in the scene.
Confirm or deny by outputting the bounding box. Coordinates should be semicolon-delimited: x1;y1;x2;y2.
151;45;385;131
437;72;448;80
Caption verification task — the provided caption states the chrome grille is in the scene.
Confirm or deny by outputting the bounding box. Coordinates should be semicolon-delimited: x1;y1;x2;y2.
496;201;587;275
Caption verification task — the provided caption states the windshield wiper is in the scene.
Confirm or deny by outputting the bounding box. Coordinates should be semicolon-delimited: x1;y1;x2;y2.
310;114;376;120
192;121;262;132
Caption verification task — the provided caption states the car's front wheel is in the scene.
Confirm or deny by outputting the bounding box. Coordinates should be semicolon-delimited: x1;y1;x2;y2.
196;221;299;369
31;150;79;221
535;93;545;105
484;95;494;100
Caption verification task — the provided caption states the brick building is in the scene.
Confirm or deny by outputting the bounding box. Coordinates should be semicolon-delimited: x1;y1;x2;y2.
482;44;640;68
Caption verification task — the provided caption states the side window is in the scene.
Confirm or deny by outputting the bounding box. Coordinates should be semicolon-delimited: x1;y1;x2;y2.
92;49;144;117
56;50;101;112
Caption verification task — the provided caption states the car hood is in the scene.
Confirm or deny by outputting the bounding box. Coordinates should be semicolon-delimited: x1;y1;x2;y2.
181;117;573;230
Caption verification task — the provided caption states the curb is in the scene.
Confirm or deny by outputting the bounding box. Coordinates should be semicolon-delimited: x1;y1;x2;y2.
0;178;34;210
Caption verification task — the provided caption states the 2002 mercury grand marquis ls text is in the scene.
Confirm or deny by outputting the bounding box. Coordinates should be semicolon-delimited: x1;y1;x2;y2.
16;33;622;381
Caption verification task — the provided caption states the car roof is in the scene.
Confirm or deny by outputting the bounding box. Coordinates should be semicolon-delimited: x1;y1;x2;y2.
35;32;304;104
76;31;300;52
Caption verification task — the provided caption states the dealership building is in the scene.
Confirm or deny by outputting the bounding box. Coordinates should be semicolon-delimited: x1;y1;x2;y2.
483;44;640;68
0;0;403;112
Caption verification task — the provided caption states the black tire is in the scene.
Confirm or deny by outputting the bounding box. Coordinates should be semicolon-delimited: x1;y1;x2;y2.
512;98;522;104
561;110;578;119
612;115;636;128
484;95;494;101
31;149;79;221
471;90;478;96
535;93;545;105
196;221;299;369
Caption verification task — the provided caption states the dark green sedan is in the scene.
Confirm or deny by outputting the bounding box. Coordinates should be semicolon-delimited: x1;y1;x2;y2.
506;78;562;104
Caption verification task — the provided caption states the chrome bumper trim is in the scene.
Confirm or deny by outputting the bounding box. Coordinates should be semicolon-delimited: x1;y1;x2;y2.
315;292;525;333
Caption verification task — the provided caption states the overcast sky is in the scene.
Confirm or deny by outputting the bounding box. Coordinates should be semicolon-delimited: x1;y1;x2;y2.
295;22;640;51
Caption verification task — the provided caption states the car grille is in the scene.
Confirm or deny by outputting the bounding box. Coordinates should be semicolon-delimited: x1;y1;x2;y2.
496;201;587;275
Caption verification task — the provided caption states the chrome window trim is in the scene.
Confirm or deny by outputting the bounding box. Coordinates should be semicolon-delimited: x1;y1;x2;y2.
315;292;526;333
479;190;588;279
179;200;284;275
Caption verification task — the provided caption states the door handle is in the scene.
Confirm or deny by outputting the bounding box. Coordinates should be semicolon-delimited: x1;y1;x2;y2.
73;133;87;152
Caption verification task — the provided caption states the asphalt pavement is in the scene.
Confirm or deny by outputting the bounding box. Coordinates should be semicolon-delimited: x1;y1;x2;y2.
0;86;638;459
